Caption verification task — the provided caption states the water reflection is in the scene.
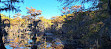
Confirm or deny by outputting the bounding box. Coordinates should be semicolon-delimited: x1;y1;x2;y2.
3;31;31;49
2;29;64;49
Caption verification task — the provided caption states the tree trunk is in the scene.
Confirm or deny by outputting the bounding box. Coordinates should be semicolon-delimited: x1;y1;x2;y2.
108;0;111;13
107;0;111;40
0;15;6;49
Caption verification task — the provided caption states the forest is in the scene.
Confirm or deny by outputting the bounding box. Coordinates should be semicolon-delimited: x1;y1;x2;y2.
0;0;111;49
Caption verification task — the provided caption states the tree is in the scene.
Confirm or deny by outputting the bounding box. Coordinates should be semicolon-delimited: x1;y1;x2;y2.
26;7;42;49
26;7;42;20
61;5;82;15
0;0;24;48
0;0;24;12
56;0;111;49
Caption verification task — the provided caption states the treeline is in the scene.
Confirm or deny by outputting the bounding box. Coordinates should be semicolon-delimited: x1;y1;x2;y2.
1;10;111;49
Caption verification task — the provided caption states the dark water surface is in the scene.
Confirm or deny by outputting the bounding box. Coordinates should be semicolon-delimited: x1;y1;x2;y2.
3;32;64;49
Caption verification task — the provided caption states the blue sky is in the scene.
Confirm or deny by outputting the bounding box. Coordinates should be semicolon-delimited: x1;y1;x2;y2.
1;0;62;19
1;0;98;19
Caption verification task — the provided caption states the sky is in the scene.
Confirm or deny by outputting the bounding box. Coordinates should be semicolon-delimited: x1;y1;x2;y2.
0;0;98;19
1;0;62;19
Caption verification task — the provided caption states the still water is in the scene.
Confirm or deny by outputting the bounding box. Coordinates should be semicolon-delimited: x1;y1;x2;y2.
3;31;64;49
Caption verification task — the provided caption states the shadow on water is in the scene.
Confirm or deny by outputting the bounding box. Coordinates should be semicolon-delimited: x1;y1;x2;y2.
28;20;41;49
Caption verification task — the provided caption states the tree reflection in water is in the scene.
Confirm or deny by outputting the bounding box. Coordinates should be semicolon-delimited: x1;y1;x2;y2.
2;25;64;49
